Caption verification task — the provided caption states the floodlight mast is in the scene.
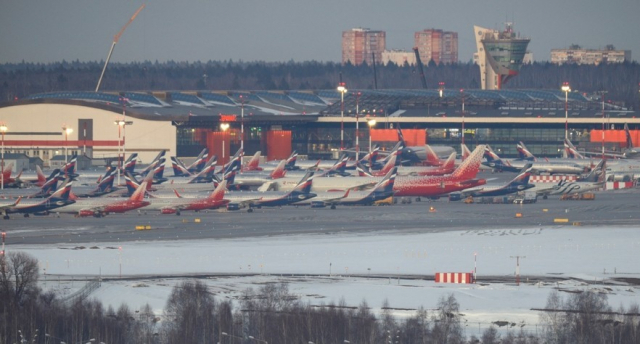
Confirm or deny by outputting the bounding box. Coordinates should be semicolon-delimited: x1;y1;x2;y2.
95;4;145;92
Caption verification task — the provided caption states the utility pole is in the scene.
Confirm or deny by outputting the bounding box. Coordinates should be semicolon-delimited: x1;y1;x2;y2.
510;256;526;286
600;90;607;160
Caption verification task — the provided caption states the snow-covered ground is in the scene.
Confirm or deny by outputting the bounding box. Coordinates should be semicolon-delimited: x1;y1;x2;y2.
13;225;640;337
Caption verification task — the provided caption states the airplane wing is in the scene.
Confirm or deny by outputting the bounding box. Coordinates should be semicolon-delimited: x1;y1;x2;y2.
349;182;378;191
257;181;277;192
0;196;22;212
321;189;351;205
460;187;484;197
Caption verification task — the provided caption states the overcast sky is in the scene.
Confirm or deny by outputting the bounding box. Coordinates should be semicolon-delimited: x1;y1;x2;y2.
1;0;639;64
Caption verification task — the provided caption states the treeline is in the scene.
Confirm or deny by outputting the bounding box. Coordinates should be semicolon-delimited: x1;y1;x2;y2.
2;251;640;343
1;60;639;108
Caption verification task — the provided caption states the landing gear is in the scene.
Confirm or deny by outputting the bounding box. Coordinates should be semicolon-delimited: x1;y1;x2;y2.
416;197;421;202
3;215;9;220
23;214;30;218
248;208;254;213
176;211;181;216
330;205;336;210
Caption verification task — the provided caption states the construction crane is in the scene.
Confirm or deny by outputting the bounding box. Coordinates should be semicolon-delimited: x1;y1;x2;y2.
95;4;146;92
413;47;428;89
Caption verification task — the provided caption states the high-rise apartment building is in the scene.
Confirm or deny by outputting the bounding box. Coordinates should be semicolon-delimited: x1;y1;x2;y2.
342;28;386;66
414;29;458;65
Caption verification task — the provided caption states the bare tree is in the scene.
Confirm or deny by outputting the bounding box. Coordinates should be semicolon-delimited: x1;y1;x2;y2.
431;294;464;344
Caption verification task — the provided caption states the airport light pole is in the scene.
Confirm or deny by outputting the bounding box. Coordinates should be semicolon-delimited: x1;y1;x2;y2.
239;95;245;166
114;119;131;186
460;89;465;145
337;82;347;151
355;91;360;161
220;123;230;166
600;90;607;160
0;124;6;191
367;119;376;158
561;82;571;139
62;126;73;163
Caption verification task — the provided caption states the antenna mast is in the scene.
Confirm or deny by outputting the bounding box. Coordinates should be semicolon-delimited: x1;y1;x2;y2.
95;4;146;92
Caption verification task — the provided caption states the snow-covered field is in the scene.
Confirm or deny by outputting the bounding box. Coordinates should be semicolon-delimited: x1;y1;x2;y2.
13;225;640;337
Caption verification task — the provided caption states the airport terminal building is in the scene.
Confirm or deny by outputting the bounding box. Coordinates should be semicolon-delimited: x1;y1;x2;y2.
0;88;638;168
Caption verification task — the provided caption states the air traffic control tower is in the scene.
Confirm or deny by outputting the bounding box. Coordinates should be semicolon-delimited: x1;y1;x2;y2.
474;23;530;90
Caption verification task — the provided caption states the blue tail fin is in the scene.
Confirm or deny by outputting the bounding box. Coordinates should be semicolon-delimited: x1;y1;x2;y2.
292;171;315;195
171;157;191;177
373;166;397;194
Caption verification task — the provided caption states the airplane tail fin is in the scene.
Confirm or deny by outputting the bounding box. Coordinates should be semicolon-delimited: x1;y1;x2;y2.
285;151;298;170
269;159;287;179
451;145;485;180
153;158;166;179
62;154;78;176
325;155;349;176
2;162;14;180
461;143;471;161
130;180;148;202
511;164;533;185
124;173;140;196
583;159;606;182
222;169;237;186
139;150;165;177
517;141;536;161
396;128;406;146
124;153;138;174
483;145;501;162
49;181;73;201
208;180;228;201
292;171;315;194
356;162;374;177
243;151;262;171
378;154;397;175
442;152;456;170
563;138;585;159
373;166;397;194
186;148;208;173
171;157;191;177
100;167;118;191
424;145;441;165
624;123;634;149
36;165;46;184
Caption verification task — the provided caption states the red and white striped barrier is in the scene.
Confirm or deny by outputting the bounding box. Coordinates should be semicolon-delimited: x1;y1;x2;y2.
530;175;577;183
605;182;636;190
435;272;474;284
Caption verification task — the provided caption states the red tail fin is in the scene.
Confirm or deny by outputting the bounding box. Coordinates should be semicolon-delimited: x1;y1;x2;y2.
130;181;148;201
379;155;396;175
246;151;261;170
209;180;227;201
424;145;440;166
269;160;287;179
451;145;485;180
36;165;46;183
442;152;456;169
